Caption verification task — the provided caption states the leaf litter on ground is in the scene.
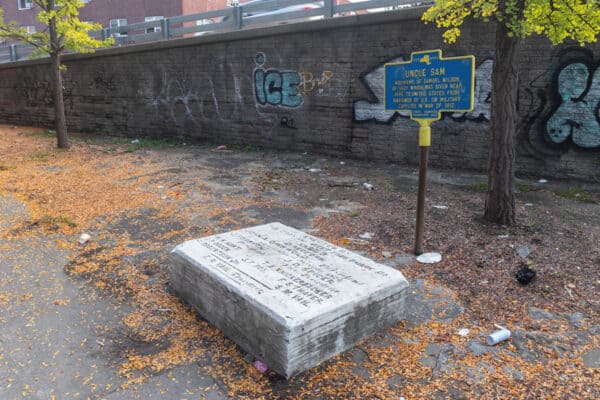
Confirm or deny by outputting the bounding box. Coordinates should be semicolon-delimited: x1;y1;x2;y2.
0;125;599;399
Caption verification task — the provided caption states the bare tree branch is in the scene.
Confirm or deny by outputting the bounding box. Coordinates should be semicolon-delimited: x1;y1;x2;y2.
0;27;44;49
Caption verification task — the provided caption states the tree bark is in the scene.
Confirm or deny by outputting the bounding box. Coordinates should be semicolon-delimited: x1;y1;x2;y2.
484;20;521;225
48;5;69;149
50;51;69;148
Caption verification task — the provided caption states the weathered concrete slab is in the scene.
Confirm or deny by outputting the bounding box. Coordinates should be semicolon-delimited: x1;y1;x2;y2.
0;194;30;230
170;222;409;378
583;348;600;368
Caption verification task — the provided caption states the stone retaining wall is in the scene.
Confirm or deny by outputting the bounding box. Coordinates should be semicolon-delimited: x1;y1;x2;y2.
0;8;598;181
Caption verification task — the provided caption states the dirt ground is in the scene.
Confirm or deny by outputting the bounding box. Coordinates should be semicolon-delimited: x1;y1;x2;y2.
0;125;599;399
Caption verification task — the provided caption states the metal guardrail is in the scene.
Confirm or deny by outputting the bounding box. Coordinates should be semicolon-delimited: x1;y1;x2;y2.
0;43;35;63
0;0;425;63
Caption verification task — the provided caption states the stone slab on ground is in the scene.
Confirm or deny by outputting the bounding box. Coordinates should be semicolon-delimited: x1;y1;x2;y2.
583;348;600;368
170;222;409;378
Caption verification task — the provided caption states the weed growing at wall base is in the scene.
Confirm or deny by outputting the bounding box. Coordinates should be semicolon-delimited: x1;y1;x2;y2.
469;182;488;191
518;184;542;193
130;137;185;148
73;135;185;152
36;214;77;230
553;187;596;203
27;151;52;162
230;144;262;153
20;130;55;138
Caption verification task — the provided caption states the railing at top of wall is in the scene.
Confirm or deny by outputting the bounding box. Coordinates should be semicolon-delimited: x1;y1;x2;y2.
0;0;428;63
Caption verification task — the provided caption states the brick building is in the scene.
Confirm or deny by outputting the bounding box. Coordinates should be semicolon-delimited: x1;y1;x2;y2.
0;0;362;46
0;0;230;34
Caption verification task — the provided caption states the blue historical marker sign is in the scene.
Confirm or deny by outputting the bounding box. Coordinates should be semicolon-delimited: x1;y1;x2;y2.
384;49;475;120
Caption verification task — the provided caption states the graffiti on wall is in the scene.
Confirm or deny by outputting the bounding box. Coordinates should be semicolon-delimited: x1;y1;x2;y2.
452;59;492;121
353;57;493;123
253;53;334;107
89;66;117;94
299;70;333;95
353;56;406;122
20;76;53;107
545;60;600;149
254;52;302;107
352;51;600;152
280;116;298;129
143;48;600;153
151;71;223;124
147;62;285;134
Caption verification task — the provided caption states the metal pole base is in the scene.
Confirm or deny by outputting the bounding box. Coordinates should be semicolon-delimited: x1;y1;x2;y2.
414;146;429;255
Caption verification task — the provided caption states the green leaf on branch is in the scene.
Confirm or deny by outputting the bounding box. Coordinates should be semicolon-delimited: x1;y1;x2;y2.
422;0;600;45
0;0;113;57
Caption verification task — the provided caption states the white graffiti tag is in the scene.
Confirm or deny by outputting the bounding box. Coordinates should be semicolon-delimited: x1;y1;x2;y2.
353;57;407;122
452;59;492;120
353;58;493;123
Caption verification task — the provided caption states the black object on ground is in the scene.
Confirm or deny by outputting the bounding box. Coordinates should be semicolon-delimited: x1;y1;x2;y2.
516;264;537;285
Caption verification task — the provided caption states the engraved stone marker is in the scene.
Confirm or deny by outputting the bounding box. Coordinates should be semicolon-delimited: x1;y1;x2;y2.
170;222;409;378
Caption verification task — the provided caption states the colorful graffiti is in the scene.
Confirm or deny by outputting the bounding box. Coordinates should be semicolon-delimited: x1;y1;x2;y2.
146;48;600;154
353;51;600;151
299;70;333;95
253;53;335;107
353;57;493;123
254;52;302;108
545;61;600;148
148;66;279;130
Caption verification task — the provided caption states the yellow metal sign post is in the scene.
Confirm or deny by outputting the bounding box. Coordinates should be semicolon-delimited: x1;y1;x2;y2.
414;119;434;255
384;49;474;255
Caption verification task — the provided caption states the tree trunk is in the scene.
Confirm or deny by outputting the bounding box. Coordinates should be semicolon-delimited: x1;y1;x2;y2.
48;7;69;149
484;21;521;225
50;51;69;148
